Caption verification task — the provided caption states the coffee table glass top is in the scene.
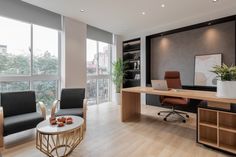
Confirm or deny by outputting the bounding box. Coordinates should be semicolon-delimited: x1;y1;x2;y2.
37;115;84;134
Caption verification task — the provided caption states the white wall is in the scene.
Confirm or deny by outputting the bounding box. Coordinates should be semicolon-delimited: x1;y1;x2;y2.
140;36;146;105
61;17;87;89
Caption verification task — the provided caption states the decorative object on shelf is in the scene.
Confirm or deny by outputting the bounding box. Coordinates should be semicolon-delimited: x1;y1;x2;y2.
194;54;222;86
133;53;140;60
211;64;236;98
137;60;140;70
134;74;140;80
112;58;127;105
133;60;140;70
134;62;137;70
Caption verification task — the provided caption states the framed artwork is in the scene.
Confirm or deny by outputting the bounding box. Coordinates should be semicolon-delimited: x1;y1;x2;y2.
194;54;222;86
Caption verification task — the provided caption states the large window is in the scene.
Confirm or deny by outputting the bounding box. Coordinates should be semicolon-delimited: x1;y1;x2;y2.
87;39;111;105
0;16;60;113
0;16;31;75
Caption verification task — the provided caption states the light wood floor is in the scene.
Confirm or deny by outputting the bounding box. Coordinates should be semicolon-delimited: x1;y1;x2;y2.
1;103;233;157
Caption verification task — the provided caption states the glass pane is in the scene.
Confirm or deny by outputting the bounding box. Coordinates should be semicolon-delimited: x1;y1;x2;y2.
98;79;109;103
0;81;30;92
98;42;110;75
33;25;59;75
0;16;31;75
87;39;98;75
87;79;97;105
32;80;57;113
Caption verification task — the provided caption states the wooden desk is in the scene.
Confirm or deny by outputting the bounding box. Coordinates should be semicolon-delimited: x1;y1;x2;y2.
121;87;236;154
121;87;236;122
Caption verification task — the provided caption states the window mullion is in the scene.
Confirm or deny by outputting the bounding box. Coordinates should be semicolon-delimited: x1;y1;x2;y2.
97;41;99;104
30;24;34;90
57;31;61;99
97;41;99;76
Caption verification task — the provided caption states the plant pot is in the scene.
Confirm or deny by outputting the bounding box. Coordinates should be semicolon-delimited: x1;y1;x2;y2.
216;80;236;98
115;93;121;105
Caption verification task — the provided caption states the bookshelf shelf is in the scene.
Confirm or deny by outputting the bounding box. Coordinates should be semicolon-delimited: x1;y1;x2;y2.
123;38;141;88
198;107;236;154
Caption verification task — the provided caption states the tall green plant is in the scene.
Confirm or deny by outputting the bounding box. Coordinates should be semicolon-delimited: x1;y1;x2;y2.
211;64;236;81
112;58;127;93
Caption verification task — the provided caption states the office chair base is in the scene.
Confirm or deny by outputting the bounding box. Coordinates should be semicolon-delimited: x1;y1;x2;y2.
158;108;189;123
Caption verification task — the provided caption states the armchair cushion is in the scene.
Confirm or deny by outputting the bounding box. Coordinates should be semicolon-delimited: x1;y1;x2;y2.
3;112;44;136
60;88;85;109
1;91;36;117
55;108;83;117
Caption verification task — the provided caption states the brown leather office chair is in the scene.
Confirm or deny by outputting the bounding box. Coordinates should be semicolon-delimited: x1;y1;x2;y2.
157;71;189;122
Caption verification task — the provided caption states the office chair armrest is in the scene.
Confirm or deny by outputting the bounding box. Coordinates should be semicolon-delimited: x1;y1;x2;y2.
51;100;59;118
0;107;4;147
83;99;87;130
38;102;46;120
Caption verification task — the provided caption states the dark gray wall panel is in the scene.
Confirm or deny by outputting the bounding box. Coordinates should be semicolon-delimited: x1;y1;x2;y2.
151;21;235;85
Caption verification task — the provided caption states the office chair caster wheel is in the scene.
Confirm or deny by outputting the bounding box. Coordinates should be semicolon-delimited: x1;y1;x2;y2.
182;119;186;123
157;113;161;115
164;118;167;121
186;115;189;118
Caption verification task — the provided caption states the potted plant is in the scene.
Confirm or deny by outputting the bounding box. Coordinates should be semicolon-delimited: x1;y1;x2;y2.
112;58;127;105
211;64;236;98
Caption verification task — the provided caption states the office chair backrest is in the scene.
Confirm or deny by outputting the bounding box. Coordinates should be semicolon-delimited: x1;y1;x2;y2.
164;71;182;89
60;88;85;109
1;91;36;117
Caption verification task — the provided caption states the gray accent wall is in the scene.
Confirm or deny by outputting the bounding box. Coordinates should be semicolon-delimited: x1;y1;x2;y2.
151;21;235;85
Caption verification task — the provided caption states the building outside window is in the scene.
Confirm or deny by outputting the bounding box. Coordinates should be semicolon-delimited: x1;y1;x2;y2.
0;16;60;113
87;39;112;105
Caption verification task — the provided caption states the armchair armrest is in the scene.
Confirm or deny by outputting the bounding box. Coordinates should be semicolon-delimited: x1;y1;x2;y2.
38;102;46;120
51;100;59;118
83;99;87;130
0;107;4;147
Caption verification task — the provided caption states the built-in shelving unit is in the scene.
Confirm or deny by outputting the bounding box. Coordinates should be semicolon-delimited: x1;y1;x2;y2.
123;38;141;88
198;107;236;154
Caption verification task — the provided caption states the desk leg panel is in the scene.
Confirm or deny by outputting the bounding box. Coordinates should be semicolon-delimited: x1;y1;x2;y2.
121;91;141;122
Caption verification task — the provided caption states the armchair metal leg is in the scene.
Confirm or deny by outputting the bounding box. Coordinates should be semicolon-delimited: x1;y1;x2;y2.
0;135;3;148
83;122;86;131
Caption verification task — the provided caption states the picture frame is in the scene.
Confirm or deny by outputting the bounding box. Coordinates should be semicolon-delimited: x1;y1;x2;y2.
194;53;222;86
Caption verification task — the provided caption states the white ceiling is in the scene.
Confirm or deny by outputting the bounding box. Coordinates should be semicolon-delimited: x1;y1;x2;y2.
23;0;236;38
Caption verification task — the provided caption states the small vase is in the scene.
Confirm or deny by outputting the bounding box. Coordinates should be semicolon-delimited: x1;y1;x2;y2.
115;93;121;105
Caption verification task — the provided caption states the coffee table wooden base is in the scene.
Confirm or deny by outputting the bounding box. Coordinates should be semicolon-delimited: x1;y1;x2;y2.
36;126;83;157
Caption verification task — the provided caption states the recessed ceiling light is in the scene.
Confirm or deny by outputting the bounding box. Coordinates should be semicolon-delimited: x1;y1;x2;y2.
141;12;146;15
161;4;165;8
212;0;218;2
80;9;85;12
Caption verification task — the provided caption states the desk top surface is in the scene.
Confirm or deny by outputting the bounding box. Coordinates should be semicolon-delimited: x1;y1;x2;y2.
122;87;236;104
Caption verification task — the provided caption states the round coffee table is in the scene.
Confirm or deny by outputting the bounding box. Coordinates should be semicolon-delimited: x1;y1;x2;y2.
36;116;84;157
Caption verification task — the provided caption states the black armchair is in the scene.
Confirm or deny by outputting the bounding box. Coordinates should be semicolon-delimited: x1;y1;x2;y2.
51;88;87;130
0;91;46;148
